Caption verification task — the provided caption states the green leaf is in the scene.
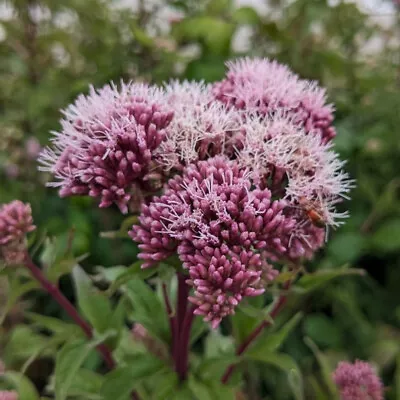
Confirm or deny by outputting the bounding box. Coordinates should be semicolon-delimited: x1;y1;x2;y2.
100;354;166;400
304;337;338;397
187;375;214;400
55;335;111;400
196;356;238;380
295;267;365;293
72;265;113;334
63;369;104;400
0;276;39;324
247;312;303;356
3;371;40;400
246;352;303;400
303;314;342;348
25;312;81;335
233;6;260;24
124;278;169;343
151;369;179;400
3;325;49;364
371;219;400;252
104;261;158;296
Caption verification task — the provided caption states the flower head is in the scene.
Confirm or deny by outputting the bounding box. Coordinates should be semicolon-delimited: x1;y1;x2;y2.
39;82;174;213
333;360;384;400
213;57;336;142
131;156;294;327
0;200;35;265
0;391;18;400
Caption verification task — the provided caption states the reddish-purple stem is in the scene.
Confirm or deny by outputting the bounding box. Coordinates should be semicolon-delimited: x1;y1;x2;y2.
162;283;176;354
172;271;195;381
176;305;195;381
221;281;291;384
24;253;116;369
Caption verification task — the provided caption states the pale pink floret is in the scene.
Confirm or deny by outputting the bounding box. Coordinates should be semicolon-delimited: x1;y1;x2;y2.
39;82;174;213
131;156;294;327
238;114;352;230
213;57;336;143
333;360;384;400
0;391;18;400
156;81;241;170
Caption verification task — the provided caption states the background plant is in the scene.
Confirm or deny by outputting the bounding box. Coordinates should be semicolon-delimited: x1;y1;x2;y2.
0;0;399;399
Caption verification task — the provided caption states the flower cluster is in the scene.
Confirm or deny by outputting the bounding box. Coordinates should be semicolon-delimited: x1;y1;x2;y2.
333;360;384;400
39;83;174;213
131;156;292;327
213;57;336;143
0;201;35;265
41;58;351;327
0;391;18;400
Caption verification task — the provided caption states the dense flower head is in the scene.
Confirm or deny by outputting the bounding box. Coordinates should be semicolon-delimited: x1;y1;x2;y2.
155;81;241;170
131;156;294;327
39;82;174;213
0;201;35;264
213;57;336;143
333;360;384;400
0;391;18;400
238;114;352;230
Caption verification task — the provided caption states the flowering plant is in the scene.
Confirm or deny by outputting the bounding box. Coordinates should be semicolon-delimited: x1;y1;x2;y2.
0;58;383;400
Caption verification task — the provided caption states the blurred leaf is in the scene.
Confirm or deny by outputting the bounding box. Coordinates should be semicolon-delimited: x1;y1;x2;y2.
247;312;303;356
295;267;365;293
104;261;158;296
197;356;239;381
371;219;400;253
124;278;169;344
72;265;114;334
25;312;81;336
303;314;342;348
100;354;166;400
246;352;303;400
55;334;111;400
327;233;366;264
233;6;260;24
304;337;338;397
0;276;39;325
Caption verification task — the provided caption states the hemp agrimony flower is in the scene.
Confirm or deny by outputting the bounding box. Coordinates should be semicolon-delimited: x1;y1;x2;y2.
333;360;384;400
39;82;173;213
0;200;35;265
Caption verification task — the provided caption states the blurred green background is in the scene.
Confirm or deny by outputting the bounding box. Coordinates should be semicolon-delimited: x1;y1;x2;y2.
1;0;400;398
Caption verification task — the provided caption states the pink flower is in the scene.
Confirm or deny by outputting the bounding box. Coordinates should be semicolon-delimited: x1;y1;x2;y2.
0;200;35;265
156;81;241;170
333;360;384;400
0;391;18;400
39;82;174;213
131;156;294;327
0;201;35;246
213;57;336;143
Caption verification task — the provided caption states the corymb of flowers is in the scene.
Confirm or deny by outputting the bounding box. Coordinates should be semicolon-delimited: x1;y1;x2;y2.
39;57;353;328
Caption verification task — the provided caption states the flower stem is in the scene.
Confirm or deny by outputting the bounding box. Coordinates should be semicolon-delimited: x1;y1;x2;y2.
162;283;175;354
221;281;291;384
173;271;194;381
177;305;195;381
23;253;115;368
